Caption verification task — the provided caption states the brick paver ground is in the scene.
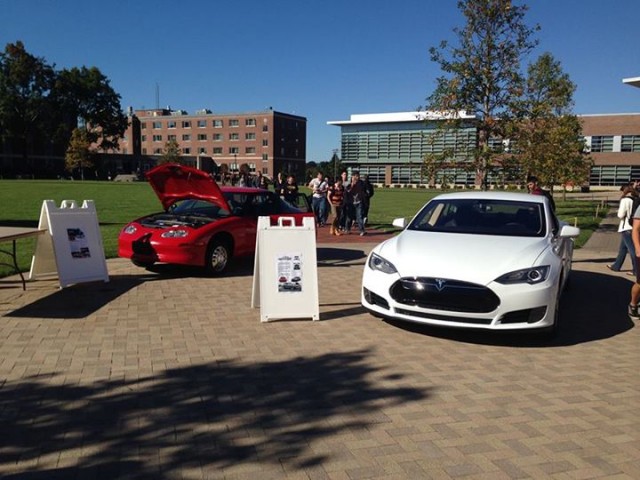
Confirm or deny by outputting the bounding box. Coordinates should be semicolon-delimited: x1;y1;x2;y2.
0;211;638;479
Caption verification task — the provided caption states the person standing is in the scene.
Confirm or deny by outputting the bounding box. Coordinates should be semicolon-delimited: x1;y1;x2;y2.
346;171;366;236
273;172;284;193
281;175;299;205
527;175;556;211
362;174;375;226
608;184;637;275
327;177;345;236
308;172;328;226
628;203;640;319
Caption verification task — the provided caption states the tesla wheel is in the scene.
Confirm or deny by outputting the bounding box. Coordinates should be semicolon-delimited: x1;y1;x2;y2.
205;239;231;275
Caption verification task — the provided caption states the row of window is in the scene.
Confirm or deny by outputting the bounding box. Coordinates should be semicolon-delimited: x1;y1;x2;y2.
143;147;270;159
142;118;260;129
144;134;265;143
590;135;640;153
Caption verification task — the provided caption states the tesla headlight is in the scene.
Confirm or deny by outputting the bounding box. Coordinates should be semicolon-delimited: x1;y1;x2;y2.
368;253;398;274
161;229;189;238
123;225;137;234
495;265;550;285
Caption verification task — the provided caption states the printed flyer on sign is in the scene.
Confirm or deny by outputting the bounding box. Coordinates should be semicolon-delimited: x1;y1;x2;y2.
276;252;302;293
67;228;91;259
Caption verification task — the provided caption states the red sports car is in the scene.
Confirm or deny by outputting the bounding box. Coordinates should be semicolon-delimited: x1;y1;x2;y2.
118;163;313;274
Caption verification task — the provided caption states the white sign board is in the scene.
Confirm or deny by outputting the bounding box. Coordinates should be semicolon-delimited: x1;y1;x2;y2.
251;216;319;322
30;200;109;288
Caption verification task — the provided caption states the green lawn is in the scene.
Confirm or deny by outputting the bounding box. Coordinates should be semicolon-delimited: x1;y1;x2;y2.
0;180;606;277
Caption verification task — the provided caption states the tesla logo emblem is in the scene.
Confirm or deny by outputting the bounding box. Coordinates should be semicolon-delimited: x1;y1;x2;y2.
434;279;447;291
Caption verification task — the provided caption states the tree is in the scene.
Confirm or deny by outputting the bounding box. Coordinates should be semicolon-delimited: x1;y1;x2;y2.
65;127;94;180
53;66;128;151
509;52;591;198
426;0;539;189
0;42;56;167
159;138;182;164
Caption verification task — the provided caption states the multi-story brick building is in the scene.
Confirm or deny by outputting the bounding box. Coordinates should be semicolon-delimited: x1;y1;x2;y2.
329;111;640;187
117;108;307;180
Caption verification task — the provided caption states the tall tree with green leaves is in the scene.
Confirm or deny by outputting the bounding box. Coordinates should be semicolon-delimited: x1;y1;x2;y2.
509;52;591;198
159;138;182;164
53;66;128;151
426;0;539;189
0;41;56;167
65;127;94;180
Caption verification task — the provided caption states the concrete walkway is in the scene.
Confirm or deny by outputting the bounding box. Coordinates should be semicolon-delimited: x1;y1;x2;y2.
0;211;638;479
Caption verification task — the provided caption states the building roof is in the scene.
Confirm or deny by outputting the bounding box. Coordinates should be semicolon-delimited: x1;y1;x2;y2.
623;77;640;88
327;111;475;126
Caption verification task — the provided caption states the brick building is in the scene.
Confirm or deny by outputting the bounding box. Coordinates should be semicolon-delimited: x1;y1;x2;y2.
117;108;307;180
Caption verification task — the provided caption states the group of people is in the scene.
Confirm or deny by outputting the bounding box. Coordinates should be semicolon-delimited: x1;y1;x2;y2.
308;170;374;236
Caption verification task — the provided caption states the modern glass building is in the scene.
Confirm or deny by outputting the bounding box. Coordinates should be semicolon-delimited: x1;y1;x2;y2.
328;112;478;186
329;111;640;187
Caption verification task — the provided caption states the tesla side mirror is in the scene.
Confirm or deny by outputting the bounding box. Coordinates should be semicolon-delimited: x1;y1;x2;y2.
559;224;580;238
392;218;407;229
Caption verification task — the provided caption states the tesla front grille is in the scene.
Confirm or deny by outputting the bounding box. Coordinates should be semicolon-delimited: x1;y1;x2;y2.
389;277;500;313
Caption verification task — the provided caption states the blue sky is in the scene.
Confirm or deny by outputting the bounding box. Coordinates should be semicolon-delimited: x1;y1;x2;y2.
2;0;639;162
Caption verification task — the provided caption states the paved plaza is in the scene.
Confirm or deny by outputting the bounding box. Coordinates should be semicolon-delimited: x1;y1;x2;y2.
0;211;638;479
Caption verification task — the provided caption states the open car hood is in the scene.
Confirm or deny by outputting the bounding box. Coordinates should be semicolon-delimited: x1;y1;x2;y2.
145;163;231;212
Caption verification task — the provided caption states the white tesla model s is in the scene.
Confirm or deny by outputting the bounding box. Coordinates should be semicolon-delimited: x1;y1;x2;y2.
362;192;580;334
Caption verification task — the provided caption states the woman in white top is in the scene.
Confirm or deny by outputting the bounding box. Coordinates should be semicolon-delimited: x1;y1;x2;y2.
608;184;638;275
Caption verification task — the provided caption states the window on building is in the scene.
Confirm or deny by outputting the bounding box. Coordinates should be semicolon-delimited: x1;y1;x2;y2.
263;125;269;132
262;139;269;146
197;134;207;141
152;121;162;129
213;133;223;141
213;119;223;128
183;147;191;154
141;135;146;142
142;148;147;154
229;119;239;127
245;133;256;140
168;135;176;141
621;135;640;152
246;147;256;154
153;135;162;142
590;135;614;152
154;148;162;154
197;120;207;128
182;134;191;141
213;147;223;155
230;133;239;141
167;121;176;129
229;147;239;154
245;118;256;127
199;147;207;154
182;121;191;128
141;122;147;129
262;153;268;161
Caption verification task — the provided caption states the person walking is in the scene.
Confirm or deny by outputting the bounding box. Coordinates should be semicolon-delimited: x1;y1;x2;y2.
327;177;345;236
281;174;299;205
608;184;638;275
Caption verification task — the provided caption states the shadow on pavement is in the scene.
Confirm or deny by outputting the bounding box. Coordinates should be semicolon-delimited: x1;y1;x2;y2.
381;270;634;347
5;275;151;319
0;350;431;479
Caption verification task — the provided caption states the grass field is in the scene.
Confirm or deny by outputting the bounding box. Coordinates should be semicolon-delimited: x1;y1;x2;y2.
0;180;606;277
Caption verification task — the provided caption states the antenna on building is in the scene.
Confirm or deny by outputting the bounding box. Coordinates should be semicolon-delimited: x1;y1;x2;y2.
155;83;160;109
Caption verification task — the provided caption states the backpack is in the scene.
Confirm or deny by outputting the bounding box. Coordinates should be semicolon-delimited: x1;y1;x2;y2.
627;195;640;223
